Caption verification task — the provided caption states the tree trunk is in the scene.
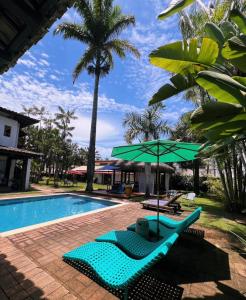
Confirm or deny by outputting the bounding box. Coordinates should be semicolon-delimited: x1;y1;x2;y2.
193;159;200;195
86;72;100;192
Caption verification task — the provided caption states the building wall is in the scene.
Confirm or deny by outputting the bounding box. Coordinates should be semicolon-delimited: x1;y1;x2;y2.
0;115;19;147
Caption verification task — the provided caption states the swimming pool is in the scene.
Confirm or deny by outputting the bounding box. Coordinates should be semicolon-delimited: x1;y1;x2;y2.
0;194;119;233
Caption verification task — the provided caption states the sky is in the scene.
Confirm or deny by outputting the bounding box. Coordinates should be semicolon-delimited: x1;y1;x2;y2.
0;0;194;158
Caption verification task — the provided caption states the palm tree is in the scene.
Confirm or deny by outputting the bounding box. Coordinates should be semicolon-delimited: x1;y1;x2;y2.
54;0;140;191
123;103;169;196
54;106;77;141
123;103;169;143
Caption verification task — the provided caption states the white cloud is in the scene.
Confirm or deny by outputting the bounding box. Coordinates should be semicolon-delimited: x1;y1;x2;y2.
72;115;120;143
17;58;36;68
113;0;182;105
39;59;50;67
0;68;139;115
50;74;59;81
41;52;49;58
60;9;81;23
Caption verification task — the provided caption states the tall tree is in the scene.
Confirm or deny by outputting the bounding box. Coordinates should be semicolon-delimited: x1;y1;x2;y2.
54;0;140;191
123;103;169;196
54;106;77;141
123;104;169;143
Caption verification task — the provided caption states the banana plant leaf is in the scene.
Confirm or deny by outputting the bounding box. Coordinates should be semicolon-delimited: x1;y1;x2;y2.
149;74;195;105
195;119;246;142
222;35;246;72
199;137;238;156
219;21;238;40
149;38;219;74
195;71;246;106
191;102;244;124
191;102;246;141
205;22;225;47
230;9;246;34
158;0;195;20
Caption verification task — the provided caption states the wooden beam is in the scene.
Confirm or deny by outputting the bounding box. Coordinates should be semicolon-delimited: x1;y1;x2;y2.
0;1;43;53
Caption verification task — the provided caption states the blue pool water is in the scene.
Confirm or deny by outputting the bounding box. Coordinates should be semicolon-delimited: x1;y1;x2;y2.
0;194;117;232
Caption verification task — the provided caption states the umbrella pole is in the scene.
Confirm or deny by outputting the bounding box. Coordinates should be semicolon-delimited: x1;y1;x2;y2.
157;142;160;239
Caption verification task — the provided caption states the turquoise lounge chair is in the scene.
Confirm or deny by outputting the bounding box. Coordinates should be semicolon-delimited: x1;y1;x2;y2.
95;229;176;258
96;207;202;258
127;207;202;236
63;233;178;299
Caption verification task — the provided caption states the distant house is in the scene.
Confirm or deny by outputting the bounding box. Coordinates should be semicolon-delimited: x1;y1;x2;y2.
0;107;41;191
68;160;174;193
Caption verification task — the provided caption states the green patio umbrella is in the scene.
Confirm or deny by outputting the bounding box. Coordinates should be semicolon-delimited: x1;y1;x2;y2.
111;139;201;238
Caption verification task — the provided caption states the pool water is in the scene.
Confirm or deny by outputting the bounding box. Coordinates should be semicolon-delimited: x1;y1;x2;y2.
0;194;117;232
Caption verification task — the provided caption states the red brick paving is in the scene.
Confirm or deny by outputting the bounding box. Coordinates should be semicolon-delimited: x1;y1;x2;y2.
0;198;245;299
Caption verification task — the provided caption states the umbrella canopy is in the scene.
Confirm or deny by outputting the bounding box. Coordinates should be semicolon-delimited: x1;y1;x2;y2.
112;140;201;163
111;160;174;173
111;139;202;239
97;165;120;171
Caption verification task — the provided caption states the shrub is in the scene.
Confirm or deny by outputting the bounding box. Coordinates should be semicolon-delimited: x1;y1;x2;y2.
205;177;224;200
170;174;209;193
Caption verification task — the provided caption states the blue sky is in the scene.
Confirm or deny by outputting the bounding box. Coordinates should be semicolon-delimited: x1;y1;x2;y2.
0;0;194;158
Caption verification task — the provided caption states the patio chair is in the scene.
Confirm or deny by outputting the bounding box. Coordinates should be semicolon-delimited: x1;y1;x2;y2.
63;233;178;299
141;198;181;214
109;183;125;194
127;207;202;237
183;192;196;206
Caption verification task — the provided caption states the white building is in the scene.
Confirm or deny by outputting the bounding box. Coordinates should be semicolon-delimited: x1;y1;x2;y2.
0;107;41;191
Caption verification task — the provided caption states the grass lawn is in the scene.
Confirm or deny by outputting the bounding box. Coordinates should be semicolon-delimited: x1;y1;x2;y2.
179;196;246;239
37;177;107;192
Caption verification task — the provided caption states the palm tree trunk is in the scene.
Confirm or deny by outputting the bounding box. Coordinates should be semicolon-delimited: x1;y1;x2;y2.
193;158;200;194
86;72;100;192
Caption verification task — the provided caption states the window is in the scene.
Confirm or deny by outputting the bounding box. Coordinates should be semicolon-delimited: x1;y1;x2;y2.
4;125;11;137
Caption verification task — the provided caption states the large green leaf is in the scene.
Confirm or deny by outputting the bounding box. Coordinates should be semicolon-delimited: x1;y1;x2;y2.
230;9;246;34
149;38;219;74
219;21;238;40
149;74;195;105
222;35;246;72
222;35;246;58
195;71;246;106
191;102;246;141
191;102;244;125
158;0;195;20
204;119;246;142
204;22;225;46
233;76;246;86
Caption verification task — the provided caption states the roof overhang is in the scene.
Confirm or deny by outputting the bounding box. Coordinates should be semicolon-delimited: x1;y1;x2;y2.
0;107;39;127
0;146;42;159
0;0;74;74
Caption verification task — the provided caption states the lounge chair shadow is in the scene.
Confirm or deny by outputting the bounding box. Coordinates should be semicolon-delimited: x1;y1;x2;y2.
65;259;184;300
149;236;231;285
0;253;44;299
183;281;245;299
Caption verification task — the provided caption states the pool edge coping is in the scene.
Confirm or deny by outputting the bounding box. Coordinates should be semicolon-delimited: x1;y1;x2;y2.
0;193;128;237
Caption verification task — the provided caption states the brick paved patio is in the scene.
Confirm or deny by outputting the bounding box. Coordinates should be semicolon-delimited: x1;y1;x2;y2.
0;198;245;299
